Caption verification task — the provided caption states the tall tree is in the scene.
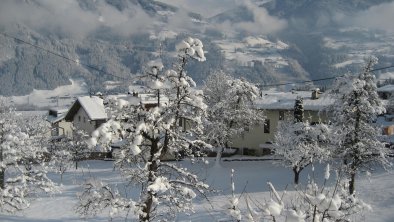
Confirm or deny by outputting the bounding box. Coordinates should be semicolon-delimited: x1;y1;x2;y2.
0;97;57;212
329;59;390;195
77;37;210;221
203;71;265;162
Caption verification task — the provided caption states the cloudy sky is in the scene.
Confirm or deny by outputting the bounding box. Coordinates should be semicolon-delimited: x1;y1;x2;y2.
159;0;237;17
0;0;287;39
0;0;393;40
351;1;394;33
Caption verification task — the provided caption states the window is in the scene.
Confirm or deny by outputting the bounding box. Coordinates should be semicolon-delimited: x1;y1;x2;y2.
78;116;81;122
83;117;86;123
264;119;270;133
279;111;284;120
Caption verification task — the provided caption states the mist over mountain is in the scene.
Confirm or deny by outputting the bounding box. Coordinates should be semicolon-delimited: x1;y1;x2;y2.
0;0;394;96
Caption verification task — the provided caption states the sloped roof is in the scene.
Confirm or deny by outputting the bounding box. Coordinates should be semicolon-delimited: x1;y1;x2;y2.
254;90;334;111
65;96;107;121
377;84;394;93
47;113;66;124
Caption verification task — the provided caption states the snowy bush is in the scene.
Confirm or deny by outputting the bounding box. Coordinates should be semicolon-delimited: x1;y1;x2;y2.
229;165;371;222
0;97;58;213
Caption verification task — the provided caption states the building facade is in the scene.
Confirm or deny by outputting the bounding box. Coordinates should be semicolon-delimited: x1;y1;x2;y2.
231;90;333;156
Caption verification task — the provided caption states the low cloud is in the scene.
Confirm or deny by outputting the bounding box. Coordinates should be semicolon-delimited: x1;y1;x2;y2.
0;0;155;39
0;0;287;40
233;0;287;35
160;0;287;35
159;0;237;18
351;2;394;33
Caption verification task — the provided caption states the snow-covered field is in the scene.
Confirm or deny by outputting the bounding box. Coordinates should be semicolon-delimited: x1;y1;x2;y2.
0;158;393;221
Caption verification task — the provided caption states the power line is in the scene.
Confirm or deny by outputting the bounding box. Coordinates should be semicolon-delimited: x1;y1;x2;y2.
259;65;394;88
1;32;132;81
3;32;394;89
260;75;343;87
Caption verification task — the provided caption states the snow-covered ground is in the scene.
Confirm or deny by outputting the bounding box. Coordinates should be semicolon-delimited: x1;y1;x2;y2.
213;37;289;67
0;158;393;221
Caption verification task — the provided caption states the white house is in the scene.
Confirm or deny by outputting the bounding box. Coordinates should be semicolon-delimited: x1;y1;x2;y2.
47;107;73;137
64;96;108;135
231;89;334;156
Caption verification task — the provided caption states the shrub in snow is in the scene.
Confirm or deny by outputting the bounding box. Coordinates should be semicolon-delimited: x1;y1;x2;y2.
226;169;242;221
77;37;211;222
235;165;371;222
0;97;57;213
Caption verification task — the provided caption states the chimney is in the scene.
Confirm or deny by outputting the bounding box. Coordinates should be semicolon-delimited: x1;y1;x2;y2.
312;88;320;100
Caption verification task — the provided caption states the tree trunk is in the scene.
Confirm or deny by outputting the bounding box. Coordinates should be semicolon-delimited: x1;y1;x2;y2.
215;147;224;165
0;136;3;189
349;171;356;195
293;167;300;185
141;140;159;222
0;170;4;189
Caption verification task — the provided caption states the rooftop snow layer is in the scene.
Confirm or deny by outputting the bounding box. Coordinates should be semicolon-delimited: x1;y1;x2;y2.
77;96;107;120
377;84;394;92
255;90;334;111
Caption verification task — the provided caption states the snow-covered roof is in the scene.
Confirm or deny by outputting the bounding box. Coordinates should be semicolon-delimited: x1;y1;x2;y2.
65;96;107;121
109;93;169;107
47;113;66;124
377;84;394;93
255;90;334;111
49;107;69;113
78;96;107;120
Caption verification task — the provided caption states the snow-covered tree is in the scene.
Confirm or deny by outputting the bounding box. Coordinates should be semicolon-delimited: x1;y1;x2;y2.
0;97;57;212
77;37;210;221
48;136;72;182
69;129;90;169
203;71;265;162
273;99;331;184
329;59;390;195
294;97;304;123
48;128;90;182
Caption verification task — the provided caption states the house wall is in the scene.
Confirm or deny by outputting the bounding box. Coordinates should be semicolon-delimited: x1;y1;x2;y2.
231;109;327;156
73;108;97;135
59;120;73;137
51;120;73;137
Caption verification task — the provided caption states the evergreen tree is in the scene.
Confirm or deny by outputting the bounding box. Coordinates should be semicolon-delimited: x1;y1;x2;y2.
329;59;390;195
294;97;304;123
